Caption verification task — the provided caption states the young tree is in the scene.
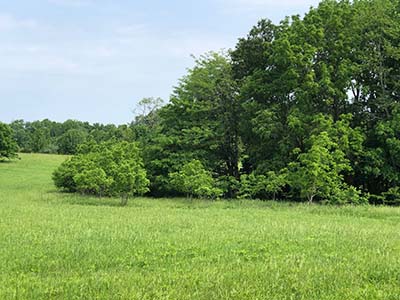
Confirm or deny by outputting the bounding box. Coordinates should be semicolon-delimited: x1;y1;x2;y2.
238;173;261;199
169;160;222;199
261;171;287;201
238;171;287;200
112;162;149;206
288;132;351;203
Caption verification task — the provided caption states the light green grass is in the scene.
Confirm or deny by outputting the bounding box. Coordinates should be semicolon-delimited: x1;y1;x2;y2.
1;153;400;299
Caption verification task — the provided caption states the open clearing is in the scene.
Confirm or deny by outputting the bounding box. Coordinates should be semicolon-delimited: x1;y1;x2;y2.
0;153;399;299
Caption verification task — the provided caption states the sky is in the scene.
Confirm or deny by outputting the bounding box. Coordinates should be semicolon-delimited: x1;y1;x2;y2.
0;0;320;125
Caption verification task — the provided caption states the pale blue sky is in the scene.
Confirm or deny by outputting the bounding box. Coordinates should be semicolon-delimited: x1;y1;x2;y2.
0;0;320;124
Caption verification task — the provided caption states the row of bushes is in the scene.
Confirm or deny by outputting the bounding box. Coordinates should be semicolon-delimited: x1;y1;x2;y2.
53;141;400;205
53;141;223;204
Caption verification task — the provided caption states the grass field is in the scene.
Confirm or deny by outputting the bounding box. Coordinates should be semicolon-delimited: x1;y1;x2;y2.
0;153;400;299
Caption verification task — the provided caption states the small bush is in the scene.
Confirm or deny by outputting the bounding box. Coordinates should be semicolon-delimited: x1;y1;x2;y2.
53;141;149;205
238;173;261;199
238;171;287;200
329;186;369;205
74;168;112;196
169;160;222;199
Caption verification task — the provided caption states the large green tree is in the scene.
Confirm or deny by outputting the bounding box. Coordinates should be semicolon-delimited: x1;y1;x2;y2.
147;52;241;197
0;122;19;160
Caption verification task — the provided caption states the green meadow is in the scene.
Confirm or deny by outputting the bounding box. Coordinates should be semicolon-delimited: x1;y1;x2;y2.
1;153;399;299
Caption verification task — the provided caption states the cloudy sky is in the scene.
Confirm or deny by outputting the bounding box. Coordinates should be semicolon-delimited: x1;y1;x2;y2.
0;0;320;124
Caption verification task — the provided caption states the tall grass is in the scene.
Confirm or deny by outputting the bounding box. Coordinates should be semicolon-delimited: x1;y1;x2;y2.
0;154;399;299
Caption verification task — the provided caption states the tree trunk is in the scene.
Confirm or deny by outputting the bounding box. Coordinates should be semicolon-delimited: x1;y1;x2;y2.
120;194;129;206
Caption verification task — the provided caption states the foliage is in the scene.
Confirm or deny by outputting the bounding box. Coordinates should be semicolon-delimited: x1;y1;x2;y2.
74;168;112;196
260;171;288;200
333;186;369;205
0;122;19;160
53;141;149;205
238;173;262;199
238;171;287;200
9;119;134;155
288;131;352;203
57;129;88;154
169;160;222;199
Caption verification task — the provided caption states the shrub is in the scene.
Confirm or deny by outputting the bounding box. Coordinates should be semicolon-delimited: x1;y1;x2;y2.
169;160;222;199
74;168;112;196
238;173;261;199
329;186;369;205
216;176;240;198
238;171;287;200
288;132;351;203
53;141;149;205
53;157;81;192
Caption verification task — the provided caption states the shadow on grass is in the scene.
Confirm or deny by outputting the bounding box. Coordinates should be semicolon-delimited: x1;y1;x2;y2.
46;190;350;212
0;159;17;164
47;190;124;207
46;191;233;210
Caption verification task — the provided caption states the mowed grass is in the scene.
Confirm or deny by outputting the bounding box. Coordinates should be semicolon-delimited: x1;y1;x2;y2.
1;154;400;299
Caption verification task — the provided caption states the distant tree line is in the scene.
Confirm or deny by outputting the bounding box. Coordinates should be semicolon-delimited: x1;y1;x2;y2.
8;119;136;155
8;0;400;204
